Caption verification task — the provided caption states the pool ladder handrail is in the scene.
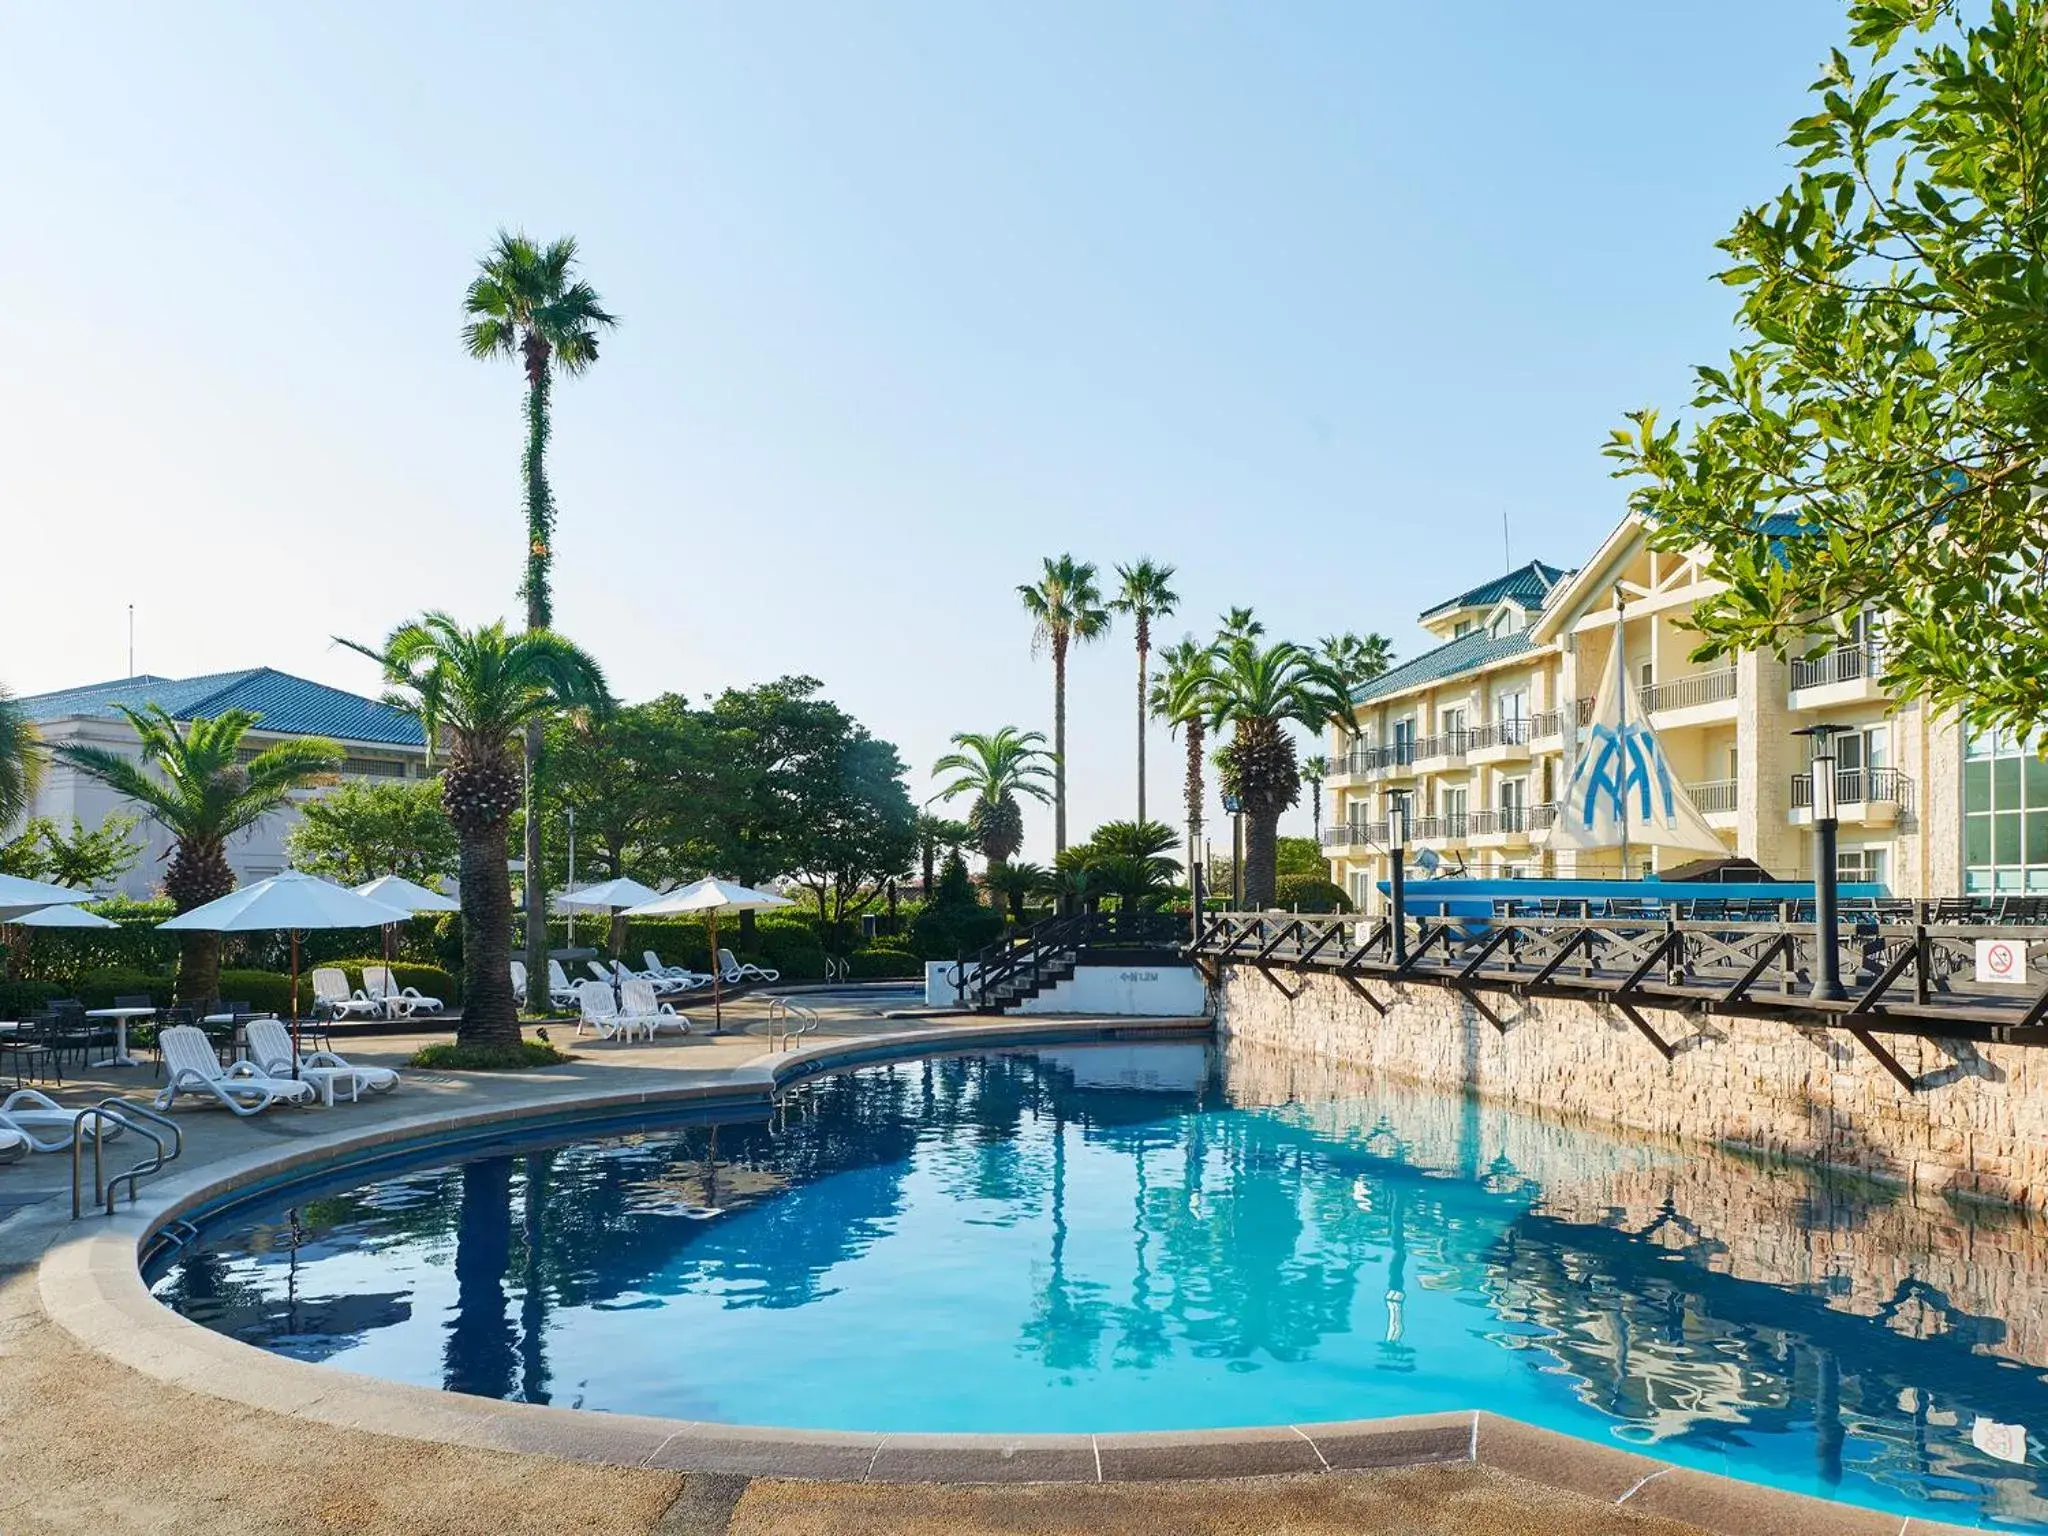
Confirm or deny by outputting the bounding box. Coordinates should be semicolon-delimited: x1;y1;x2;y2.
71;1098;184;1219
765;998;821;1052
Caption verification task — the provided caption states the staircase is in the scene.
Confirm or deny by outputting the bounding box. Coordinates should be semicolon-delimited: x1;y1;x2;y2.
961;911;1185;1014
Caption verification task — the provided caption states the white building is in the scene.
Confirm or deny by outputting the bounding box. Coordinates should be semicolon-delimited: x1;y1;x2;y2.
12;668;429;899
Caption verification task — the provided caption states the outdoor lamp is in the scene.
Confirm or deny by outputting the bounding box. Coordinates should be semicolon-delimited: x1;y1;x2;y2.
1387;790;1410;967
1221;792;1244;909
1794;723;1850;1002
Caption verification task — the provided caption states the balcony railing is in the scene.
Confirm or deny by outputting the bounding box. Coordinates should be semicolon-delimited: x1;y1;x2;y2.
1412;730;1470;761
1791;766;1914;812
1467;803;1552;836
1686;778;1739;815
1790;644;1882;692
1349;743;1414;775
1412;812;1470;842
1638;667;1737;715
1467;718;1531;751
1320;820;1387;849
1530;698;1595;739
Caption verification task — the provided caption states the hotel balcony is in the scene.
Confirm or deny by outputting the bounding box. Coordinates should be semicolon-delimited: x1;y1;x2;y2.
1467;718;1531;765
1324;749;1373;789
1529;698;1593;752
1788;643;1887;710
1411;730;1469;774
1320;820;1387;854
1685;777;1740;831
1466;801;1558;849
1411;812;1470;850
1360;743;1416;781
1639;666;1737;728
1789;766;1914;827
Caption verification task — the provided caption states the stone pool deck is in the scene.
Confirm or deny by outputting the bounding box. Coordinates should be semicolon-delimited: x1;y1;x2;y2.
0;996;1978;1535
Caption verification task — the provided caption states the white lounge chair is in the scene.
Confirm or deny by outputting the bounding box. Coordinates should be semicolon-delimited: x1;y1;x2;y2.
574;981;653;1042
0;1124;25;1162
510;959;527;1004
155;1026;317;1116
363;965;443;1019
312;966;382;1022
717;948;780;983
590;957;691;999
619;977;694;1036
643;951;712;989
244;1019;399;1107
546;960;582;1008
0;1089;125;1153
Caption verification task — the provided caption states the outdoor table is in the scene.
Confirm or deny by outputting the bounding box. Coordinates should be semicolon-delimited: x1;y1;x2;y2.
84;1006;153;1068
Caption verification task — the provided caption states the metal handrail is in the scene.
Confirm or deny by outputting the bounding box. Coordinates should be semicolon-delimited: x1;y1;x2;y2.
1791;766;1914;811
1791;643;1882;691
765;998;821;1052
1687;778;1739;814
1639;667;1737;714
72;1099;183;1219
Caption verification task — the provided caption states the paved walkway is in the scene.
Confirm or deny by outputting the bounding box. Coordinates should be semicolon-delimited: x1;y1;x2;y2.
0;995;1753;1535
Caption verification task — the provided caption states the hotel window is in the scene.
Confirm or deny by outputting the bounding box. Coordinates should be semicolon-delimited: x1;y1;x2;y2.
1837;847;1888;888
1963;728;2048;892
1499;777;1527;829
1496;688;1527;726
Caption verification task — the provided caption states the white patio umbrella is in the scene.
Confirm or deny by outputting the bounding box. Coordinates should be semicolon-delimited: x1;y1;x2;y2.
160;872;415;1069
555;877;665;967
354;874;461;965
0;872;96;923
9;903;119;929
624;878;792;1031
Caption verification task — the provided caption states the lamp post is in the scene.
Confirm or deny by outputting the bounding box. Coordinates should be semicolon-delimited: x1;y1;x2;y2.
1796;723;1849;1002
1387;790;1410;967
1221;791;1244;909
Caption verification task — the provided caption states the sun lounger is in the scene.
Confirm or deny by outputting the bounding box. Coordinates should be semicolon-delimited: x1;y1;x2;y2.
574;981;653;1042
363;965;443;1019
244;1019;398;1107
312;967;382;1022
619;978;693;1036
0;1088;126;1152
154;1026;316;1116
717;948;779;983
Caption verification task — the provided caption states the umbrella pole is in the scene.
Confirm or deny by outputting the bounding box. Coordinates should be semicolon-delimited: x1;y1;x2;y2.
290;928;302;1079
711;910;722;1034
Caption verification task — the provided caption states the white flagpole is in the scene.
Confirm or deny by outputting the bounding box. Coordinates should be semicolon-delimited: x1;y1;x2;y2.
1613;584;1630;881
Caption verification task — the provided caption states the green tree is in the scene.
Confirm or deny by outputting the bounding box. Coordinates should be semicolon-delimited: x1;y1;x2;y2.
983;858;1046;922
1204;635;1337;909
1606;0;2048;741
930;727;1055;866
343;613;610;1047
1312;632;1395;706
1302;754;1328;841
0;687;40;830
1018;555;1111;854
52;707;341;1001
37;813;142;888
288;781;458;886
1109;559;1180;825
463;230;619;1004
785;735;918;934
1149;636;1218;896
1065;818;1181;908
913;813;973;900
1275;835;1327;881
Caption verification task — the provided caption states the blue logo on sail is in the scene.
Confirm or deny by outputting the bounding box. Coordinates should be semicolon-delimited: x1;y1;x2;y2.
1568;720;1681;830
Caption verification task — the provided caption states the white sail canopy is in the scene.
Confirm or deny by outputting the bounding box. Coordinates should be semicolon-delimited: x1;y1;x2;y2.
1547;632;1726;857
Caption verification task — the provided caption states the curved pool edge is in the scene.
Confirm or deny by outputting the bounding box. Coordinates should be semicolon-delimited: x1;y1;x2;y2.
36;1017;1975;1536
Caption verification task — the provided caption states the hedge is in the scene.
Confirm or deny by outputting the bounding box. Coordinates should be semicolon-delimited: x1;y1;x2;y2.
1273;875;1352;914
215;969;313;1016
564;914;828;982
846;946;924;980
0;981;64;1019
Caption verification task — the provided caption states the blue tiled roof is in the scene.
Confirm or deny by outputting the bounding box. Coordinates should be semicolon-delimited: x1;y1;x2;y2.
16;668;424;748
1353;629;1534;705
1419;560;1572;621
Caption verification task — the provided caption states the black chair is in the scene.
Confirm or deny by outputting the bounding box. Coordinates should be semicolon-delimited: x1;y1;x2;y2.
0;1014;57;1088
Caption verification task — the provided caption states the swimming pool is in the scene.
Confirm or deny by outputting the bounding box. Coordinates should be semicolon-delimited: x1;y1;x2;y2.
150;1040;2048;1529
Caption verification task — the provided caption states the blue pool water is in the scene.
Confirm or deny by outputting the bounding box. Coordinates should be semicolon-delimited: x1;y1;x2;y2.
152;1042;2048;1529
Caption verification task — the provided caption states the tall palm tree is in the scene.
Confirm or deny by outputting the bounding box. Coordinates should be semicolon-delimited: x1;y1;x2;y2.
930;728;1054;867
1149;637;1217;900
52;707;341;1001
1302;754;1329;841
1219;607;1266;641
463;230;619;1007
0;687;42;831
1313;631;1396;708
343;612;610;1049
1109;560;1179;827
1204;635;1332;909
1018;556;1112;855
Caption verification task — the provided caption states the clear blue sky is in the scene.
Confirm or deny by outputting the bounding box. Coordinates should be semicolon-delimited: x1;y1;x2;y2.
0;2;1845;858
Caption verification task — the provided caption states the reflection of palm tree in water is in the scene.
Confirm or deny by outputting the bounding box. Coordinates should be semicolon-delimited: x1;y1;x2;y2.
1022;1099;1111;1371
518;1150;554;1405
1380;1179;1415;1372
445;1156;518;1400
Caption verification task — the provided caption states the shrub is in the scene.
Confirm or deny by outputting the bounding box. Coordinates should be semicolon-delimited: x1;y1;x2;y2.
319;958;459;1005
1273;874;1351;914
72;968;176;1009
0;980;63;1018
847;946;923;980
911;902;1003;961
409;1039;569;1071
611;913;828;982
214;969;311;1016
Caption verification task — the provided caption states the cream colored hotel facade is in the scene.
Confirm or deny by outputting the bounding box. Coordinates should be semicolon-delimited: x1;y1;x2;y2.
1317;512;2022;914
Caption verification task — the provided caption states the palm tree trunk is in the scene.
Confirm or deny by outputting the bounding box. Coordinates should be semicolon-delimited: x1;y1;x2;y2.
1184;719;1205;903
178;933;223;1008
1244;811;1280;910
1135;612;1148;826
520;363;554;1013
460;819;521;1049
1053;631;1069;855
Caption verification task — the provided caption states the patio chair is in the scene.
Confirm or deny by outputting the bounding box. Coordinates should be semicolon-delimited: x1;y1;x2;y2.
363;965;443;1019
618;977;693;1037
643;952;713;990
0;1088;127;1152
545;960;582;1009
1;1016;60;1089
312;967;382;1023
244;1019;398;1106
716;949;780;984
154;1026;316;1116
574;981;653;1042
510;960;528;1005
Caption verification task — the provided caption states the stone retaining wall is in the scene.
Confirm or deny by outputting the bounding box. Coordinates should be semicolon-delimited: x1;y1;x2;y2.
1216;968;2048;1210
